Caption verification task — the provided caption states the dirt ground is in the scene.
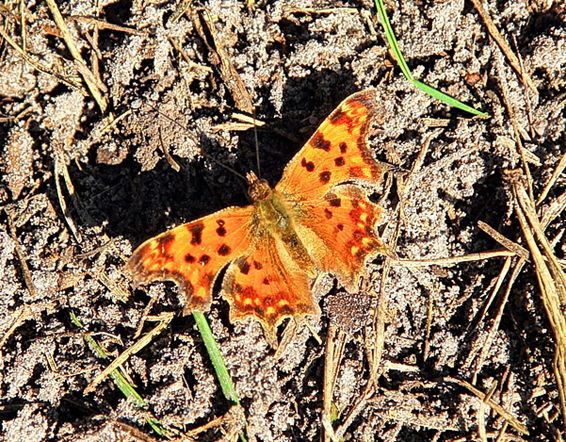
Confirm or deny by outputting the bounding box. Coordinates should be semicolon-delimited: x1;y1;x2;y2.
1;0;564;441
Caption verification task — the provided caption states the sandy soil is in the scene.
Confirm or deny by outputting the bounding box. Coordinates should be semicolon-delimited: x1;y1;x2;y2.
1;1;564;441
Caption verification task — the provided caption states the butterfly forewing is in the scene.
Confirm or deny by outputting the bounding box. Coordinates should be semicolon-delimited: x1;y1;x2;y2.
276;89;382;201
127;206;254;312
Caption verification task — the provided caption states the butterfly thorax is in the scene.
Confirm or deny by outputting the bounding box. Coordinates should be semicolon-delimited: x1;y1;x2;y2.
246;171;272;202
247;171;288;230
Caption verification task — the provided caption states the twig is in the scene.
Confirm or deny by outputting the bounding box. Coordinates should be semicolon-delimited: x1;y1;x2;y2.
70;15;148;36
537;152;566;206
84;312;174;394
445;377;529;435
45;0;108;112
478;220;529;260
6;210;37;298
469;0;537;94
390;249;516;267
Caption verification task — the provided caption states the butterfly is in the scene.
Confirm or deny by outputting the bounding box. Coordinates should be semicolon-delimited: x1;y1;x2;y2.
127;89;386;334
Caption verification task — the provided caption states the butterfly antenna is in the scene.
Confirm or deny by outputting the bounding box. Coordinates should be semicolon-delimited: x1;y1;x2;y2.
144;102;248;183
252;106;261;179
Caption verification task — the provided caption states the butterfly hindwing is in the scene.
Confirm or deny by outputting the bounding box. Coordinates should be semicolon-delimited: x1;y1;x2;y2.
127;206;254;312
221;234;319;329
292;185;385;292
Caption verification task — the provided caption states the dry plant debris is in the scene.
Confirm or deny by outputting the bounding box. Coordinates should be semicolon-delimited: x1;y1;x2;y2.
0;1;564;441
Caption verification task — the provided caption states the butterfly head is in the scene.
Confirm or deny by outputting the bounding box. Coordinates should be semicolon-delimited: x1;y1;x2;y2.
246;171;272;202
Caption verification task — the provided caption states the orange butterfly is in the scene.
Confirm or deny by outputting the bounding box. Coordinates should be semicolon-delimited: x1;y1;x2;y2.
127;89;386;334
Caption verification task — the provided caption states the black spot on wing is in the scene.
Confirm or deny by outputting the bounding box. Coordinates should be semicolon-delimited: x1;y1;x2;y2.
301;157;315;172
216;219;227;236
329;197;341;207
319;171;331;183
156;233;175;259
218;244;231;256
188;223;204;245
329;108;354;131
239;260;251;275
312;133;331;151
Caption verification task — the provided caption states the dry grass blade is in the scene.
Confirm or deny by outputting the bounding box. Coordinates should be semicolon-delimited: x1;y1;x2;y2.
0;26;81;89
158;126;181;172
111;420;160;441
89;270;130;303
540;191;566;230
367;286;387;381
184;405;245;440
54;153;81;242
496;53;535;201
391;249;516;267
470;257;524;381
445;377;529;435
6;210;37;298
168;36;213;74
470;0;537;94
322;325;346;442
0;305;32;352
98;109;132;137
334;383;376;441
45;0;108;112
514;183;566;304
69;16;147;36
510;174;566;434
214;112;266;130
537;152;566;206
331;272;390;440
478;220;529;260
84;312;174;394
213;113;301;144
282;7;359;16
403;129;442;192
192;8;254;113
0;105;33;123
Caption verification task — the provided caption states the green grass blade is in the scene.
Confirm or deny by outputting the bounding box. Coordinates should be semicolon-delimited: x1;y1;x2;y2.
193;312;248;441
374;0;489;118
69;311;170;435
413;80;488;117
192;311;240;404
375;0;413;81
